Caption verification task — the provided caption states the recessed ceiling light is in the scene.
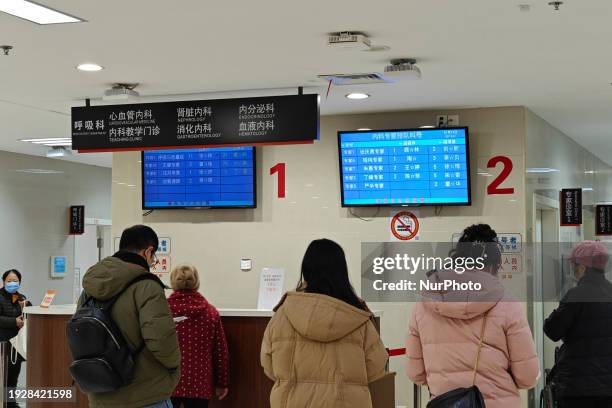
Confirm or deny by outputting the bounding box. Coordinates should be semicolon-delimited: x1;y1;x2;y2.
0;0;82;25
346;93;370;100
77;63;103;72
46;146;71;158
583;187;594;192
420;125;436;128
357;128;371;131
584;170;595;174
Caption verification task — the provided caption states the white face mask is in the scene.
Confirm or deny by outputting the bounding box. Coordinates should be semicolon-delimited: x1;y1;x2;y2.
147;249;158;268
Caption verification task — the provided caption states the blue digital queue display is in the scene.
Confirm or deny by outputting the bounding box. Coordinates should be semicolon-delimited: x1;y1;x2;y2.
142;146;255;209
338;128;471;206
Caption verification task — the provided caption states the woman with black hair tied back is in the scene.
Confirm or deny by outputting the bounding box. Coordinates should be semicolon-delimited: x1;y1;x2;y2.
260;239;388;408
1;269;30;407
406;224;540;407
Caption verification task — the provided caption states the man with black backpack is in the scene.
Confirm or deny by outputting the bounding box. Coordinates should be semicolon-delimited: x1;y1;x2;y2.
68;225;180;408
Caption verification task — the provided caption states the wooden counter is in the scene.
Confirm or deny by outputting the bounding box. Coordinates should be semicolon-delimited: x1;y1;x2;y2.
209;315;273;408
24;307;89;408
23;306;382;408
209;311;381;408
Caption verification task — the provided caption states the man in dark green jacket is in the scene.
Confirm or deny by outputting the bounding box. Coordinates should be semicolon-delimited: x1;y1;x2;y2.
81;225;180;408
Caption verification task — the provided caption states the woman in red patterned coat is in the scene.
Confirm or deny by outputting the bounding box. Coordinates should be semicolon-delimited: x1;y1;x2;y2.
168;264;230;408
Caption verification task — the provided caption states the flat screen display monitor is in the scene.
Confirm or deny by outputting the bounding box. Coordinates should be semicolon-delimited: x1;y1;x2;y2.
142;146;256;209
338;127;471;207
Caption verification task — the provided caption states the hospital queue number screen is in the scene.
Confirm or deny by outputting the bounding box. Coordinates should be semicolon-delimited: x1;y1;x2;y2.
339;128;470;206
142;146;255;208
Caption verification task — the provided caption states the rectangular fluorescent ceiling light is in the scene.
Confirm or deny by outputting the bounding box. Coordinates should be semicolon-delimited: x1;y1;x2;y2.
526;167;560;173
20;138;72;147
0;0;82;24
13;168;64;174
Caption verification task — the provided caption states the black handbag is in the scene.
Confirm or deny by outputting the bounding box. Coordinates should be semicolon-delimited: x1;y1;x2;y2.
426;313;488;408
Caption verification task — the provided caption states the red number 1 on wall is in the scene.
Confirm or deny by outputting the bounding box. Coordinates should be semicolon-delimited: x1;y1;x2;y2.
270;163;286;198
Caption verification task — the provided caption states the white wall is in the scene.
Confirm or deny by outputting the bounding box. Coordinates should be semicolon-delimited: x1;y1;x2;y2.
0;151;111;304
525;109;612;209
112;106;528;406
525;110;612;393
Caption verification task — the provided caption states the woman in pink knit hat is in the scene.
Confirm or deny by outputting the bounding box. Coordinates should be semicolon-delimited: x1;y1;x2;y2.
544;240;612;408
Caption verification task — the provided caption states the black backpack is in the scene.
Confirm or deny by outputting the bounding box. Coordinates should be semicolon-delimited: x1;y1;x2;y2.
66;274;162;394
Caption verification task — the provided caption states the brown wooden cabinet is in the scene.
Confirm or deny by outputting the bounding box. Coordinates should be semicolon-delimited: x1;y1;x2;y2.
209;316;274;408
26;312;89;408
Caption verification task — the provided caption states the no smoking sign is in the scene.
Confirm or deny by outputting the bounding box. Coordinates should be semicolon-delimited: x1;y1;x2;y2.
390;211;420;241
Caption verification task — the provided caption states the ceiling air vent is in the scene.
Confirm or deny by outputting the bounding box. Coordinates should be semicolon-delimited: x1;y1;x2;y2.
318;73;393;85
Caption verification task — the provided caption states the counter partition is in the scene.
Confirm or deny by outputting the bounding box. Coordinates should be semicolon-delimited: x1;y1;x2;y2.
23;305;382;408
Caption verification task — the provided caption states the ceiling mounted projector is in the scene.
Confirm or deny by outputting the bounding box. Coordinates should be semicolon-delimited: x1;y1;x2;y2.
383;59;421;81
46;146;72;158
328;32;372;51
103;83;140;101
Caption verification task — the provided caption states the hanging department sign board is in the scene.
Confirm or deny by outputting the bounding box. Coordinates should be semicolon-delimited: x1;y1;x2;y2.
596;205;612;236
560;188;582;226
72;94;319;152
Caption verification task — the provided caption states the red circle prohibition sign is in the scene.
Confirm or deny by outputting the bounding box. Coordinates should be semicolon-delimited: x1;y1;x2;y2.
391;211;420;241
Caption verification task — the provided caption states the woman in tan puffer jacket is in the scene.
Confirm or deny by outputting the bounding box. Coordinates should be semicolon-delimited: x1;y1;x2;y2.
261;239;388;408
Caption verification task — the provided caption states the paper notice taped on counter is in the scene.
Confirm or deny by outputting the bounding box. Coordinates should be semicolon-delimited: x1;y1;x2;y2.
257;267;285;310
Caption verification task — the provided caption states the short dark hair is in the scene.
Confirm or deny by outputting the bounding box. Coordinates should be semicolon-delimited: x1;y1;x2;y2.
119;225;159;253
3;269;22;282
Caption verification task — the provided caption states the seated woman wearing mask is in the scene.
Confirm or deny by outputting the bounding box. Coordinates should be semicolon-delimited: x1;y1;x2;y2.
0;269;30;407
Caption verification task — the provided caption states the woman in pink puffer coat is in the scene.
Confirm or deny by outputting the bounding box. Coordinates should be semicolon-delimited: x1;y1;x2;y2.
406;224;540;408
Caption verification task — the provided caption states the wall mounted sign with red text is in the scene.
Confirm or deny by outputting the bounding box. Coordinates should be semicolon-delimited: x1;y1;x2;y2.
390;211;420;241
72;94;319;152
151;255;171;276
560;188;583;226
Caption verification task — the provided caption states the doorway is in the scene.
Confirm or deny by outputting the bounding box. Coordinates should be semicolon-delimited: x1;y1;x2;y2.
531;194;562;405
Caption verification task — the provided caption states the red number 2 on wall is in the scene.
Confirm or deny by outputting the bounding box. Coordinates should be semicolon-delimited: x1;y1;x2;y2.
487;156;515;195
270;163;286;198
